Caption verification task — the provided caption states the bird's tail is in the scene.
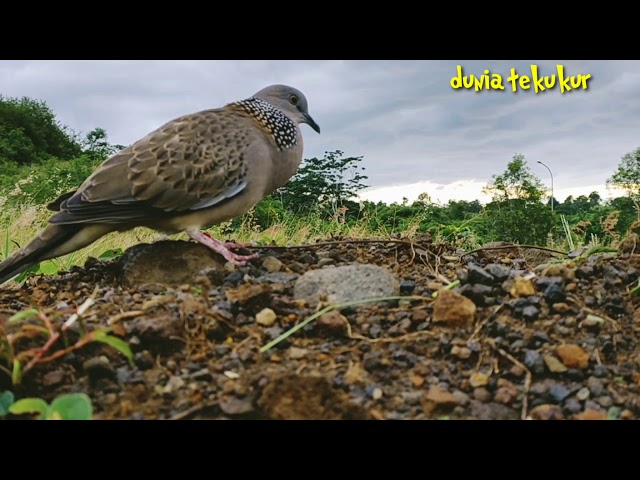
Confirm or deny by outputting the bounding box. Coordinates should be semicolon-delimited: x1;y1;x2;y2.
0;223;111;285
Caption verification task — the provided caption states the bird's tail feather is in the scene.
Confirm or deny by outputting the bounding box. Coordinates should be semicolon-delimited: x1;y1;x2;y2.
0;223;110;285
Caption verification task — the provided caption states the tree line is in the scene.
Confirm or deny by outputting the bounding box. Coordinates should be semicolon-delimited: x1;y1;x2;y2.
0;94;638;249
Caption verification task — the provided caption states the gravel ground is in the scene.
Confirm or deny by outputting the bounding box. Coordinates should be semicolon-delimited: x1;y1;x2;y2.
1;235;639;420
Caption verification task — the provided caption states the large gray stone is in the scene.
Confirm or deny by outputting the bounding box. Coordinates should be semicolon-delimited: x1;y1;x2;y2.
115;240;226;287
294;263;400;306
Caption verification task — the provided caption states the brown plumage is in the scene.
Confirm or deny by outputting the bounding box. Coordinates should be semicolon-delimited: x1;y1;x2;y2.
0;84;320;284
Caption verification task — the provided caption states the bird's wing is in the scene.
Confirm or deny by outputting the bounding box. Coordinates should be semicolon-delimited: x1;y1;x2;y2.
49;109;250;225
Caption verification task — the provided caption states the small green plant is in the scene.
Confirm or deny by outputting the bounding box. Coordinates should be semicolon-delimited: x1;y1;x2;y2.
8;392;93;420
1;302;133;385
0;390;14;417
97;248;123;261
560;215;575;251
13;261;60;283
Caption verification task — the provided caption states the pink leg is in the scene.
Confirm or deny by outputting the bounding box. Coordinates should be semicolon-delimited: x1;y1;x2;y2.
199;232;253;250
187;229;258;265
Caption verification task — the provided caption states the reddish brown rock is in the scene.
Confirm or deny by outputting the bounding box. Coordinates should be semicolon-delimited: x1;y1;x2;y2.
433;289;476;326
556;344;589;369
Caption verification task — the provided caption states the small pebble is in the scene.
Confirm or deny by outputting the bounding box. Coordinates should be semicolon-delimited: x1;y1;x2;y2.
596;396;613;408
42;370;65;387
574;409;607;420
530;404;564;420
524;350;545;375
576;387;590;401
288;347;308;360
83;356;115;380
401;391;422;405
473;388;491;403
261;256;282;273
451;345;472;359
485;264;510;282
411;310;428;324
593;364;610;378
543;283;566;304
264;326;284;341
256;308;277;326
549;384;570;402
544;355;568;373
529;382;549;396
399;280;416;293
522;305;540;322
585;400;604;412
317;258;334;267
469;372;489;388
162;376;185;394
452;390;469;405
565;369;585;381
587;377;604;396
467;264;495;285
564;399;582;414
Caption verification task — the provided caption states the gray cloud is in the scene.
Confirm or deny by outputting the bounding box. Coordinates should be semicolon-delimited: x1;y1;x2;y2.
1;60;638;199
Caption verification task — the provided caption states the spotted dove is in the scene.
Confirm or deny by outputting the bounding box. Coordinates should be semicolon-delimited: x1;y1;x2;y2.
0;84;320;284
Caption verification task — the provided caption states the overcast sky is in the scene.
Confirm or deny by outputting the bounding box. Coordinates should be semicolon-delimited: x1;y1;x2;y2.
1;60;638;204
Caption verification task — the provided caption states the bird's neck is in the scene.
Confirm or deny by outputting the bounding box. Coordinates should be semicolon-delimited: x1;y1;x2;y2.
230;98;299;152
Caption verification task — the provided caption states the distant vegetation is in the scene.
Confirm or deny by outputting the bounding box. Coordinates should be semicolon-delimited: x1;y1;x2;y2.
1;94;638;276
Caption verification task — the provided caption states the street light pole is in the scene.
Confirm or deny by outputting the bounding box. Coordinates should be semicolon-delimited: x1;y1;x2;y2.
537;160;554;212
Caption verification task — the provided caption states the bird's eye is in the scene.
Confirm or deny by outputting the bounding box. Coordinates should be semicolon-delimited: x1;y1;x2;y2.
289;95;299;105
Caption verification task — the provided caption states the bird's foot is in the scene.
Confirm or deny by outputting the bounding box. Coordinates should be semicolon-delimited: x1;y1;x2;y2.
224;241;254;250
199;231;254;251
188;229;258;266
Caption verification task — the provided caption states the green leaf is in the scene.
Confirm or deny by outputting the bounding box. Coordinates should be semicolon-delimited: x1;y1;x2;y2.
12;359;22;385
8;308;39;324
9;398;49;419
98;248;123;260
92;330;134;365
38;262;59;276
607;406;621;421
0;390;15;416
48;393;93;420
14;264;41;283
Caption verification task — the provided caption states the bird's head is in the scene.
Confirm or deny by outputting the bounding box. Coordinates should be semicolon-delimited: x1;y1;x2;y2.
252;84;321;134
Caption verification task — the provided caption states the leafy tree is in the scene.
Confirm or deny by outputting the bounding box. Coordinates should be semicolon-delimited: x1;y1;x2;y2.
275;150;368;215
588;191;602;206
0;98;126;205
0;95;81;164
483;153;545;202
483;153;553;245
556;193;602;216
446;199;483;221
82;127;125;161
607;146;640;199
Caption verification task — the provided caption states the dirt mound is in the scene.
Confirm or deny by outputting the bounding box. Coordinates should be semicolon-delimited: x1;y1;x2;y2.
2;236;639;420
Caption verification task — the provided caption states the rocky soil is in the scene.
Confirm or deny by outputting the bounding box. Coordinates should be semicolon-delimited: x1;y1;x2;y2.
1;235;640;420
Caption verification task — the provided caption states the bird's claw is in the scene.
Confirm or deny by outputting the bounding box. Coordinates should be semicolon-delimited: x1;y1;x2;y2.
188;229;258;265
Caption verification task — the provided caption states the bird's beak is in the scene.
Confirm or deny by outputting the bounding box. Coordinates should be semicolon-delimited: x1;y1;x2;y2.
303;112;321;134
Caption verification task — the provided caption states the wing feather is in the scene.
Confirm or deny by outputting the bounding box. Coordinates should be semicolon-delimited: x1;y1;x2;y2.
49;109;250;225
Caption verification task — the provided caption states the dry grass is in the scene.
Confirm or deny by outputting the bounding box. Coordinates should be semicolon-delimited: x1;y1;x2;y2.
0;203;399;276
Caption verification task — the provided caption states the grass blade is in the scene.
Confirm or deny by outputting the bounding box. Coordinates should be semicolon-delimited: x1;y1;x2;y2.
12;359;22;385
8;309;39;324
259;295;431;353
92;330;134;365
